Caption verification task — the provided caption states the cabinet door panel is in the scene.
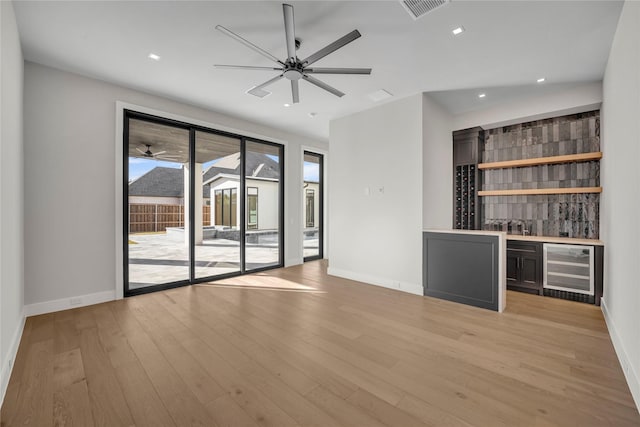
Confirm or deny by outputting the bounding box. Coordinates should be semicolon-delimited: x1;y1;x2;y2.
506;254;519;282
521;257;540;285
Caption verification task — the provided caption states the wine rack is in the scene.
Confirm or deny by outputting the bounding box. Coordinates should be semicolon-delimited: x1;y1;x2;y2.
454;164;477;229
453;127;484;230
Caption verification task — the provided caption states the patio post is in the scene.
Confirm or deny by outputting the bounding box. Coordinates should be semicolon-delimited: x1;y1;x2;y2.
184;163;204;246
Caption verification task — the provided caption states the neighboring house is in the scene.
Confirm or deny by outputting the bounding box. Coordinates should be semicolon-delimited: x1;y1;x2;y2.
127;152;321;233
128;166;209;205
203;152;282;231
303;181;320;229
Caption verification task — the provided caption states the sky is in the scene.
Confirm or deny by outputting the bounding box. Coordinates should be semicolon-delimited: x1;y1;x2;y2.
129;156;319;182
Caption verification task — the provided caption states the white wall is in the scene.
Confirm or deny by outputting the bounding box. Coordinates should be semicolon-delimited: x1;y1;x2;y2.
23;62;326;311
422;94;454;229
250;179;279;231
600;0;640;410
453;81;603;131
328;94;423;295
0;0;25;403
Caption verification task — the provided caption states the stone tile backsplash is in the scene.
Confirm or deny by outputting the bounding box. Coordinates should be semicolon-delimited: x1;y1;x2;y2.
481;111;600;239
483;162;600;191
482;194;599;239
482;110;600;163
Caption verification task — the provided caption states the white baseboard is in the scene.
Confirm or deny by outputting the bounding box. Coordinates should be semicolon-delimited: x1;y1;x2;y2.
1;310;26;406
285;257;303;268
24;289;115;317
327;266;423;296
601;297;640;412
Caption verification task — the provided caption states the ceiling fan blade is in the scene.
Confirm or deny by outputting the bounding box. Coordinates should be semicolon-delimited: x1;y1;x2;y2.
214;64;283;71
291;80;300;104
305;67;372;75
247;74;284;98
152;150;167;156
135;147;146;155
303;74;345;98
283;3;297;63
302;30;362;66
215;25;284;66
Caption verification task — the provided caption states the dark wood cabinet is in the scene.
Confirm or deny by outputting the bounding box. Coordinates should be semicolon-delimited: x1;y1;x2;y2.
507;241;543;295
453;127;484;166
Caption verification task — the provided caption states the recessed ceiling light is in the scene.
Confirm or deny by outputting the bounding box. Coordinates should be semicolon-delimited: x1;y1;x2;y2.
284;103;291;107
452;26;465;36
537;77;546;83
148;53;161;61
478;93;486;98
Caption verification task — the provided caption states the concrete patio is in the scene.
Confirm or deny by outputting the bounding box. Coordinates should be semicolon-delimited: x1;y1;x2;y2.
128;233;319;289
128;232;282;289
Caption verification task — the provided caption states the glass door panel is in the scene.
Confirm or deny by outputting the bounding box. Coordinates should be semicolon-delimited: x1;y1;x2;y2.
303;152;323;260
125;111;285;296
127;118;190;290
195;131;242;279
244;141;283;271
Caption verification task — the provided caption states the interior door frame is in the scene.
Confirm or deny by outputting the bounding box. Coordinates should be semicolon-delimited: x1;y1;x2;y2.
122;109;284;297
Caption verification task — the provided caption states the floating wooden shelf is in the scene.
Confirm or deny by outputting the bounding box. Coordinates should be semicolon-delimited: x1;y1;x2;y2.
478;152;602;170
478;187;602;196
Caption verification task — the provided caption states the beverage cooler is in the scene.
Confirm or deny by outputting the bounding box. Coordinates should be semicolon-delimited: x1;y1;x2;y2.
543;243;594;295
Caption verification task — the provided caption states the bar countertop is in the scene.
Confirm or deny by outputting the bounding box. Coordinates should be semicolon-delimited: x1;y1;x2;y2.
422;229;603;246
506;235;604;246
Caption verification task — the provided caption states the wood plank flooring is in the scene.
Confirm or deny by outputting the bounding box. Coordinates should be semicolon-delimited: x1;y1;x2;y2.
2;260;639;426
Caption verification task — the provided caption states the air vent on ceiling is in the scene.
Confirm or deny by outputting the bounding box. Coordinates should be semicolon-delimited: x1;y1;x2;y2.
400;0;450;19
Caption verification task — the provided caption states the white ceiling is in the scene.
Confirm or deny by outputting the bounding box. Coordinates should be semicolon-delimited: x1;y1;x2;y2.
13;1;623;141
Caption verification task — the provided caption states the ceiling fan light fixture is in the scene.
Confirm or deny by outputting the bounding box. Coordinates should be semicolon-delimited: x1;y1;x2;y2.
283;69;303;80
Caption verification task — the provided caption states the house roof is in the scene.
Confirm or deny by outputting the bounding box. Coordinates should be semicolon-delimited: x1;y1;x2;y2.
203;151;281;183
129;152;280;198
128;167;190;198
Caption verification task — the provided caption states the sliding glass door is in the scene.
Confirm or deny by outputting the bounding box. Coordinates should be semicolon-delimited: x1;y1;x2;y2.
244;140;284;271
126;117;191;290
303;151;323;261
195;131;242;280
124;110;284;296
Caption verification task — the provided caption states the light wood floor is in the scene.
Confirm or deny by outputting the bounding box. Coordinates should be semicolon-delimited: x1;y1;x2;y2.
1;260;639;426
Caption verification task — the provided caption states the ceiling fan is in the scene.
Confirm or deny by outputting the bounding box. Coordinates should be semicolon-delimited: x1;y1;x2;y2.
135;144;180;161
214;3;372;104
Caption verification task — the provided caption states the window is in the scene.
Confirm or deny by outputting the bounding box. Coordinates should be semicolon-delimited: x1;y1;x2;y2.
214;188;237;227
247;187;258;230
305;189;315;227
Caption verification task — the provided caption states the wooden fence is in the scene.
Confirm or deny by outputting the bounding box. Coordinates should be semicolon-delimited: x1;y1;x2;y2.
129;204;211;233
